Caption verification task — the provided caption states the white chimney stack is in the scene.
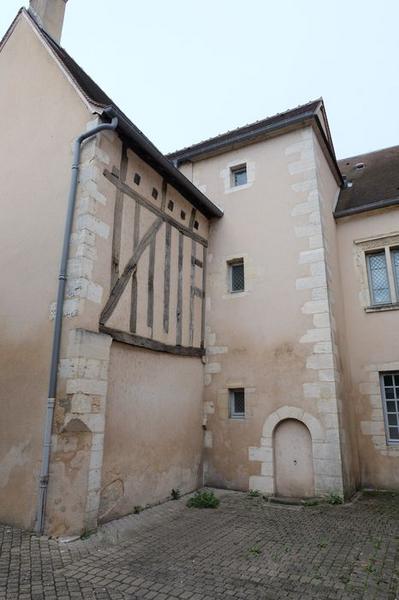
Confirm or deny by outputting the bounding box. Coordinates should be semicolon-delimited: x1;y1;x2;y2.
29;0;68;43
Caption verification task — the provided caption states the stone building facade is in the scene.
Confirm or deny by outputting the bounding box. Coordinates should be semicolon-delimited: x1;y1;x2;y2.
0;2;398;536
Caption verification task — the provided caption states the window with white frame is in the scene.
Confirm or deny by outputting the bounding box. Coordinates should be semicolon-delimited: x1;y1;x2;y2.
366;247;399;306
228;259;245;293
229;388;245;419
380;372;399;443
231;164;247;187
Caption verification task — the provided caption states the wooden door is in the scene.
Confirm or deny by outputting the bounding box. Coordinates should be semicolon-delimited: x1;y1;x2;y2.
274;419;315;498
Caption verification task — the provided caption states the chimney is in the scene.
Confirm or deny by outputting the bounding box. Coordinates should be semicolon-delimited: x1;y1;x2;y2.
28;0;68;43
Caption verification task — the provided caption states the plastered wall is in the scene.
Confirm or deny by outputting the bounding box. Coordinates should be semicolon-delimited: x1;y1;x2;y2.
336;209;399;489
47;118;211;533
99;342;204;522
0;14;92;530
91;132;210;525
0;11;210;535
184;127;347;497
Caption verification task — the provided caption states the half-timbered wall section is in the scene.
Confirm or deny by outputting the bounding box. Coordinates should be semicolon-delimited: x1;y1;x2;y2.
100;142;210;357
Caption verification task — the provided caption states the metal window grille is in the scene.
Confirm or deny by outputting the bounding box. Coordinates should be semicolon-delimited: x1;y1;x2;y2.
381;372;399;442
231;165;247;187
230;261;244;292
229;389;245;418
367;251;391;305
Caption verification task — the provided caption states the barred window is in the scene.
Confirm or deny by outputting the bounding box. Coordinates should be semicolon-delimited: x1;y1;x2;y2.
367;251;391;305
228;259;245;293
231;164;247;187
229;388;245;419
381;373;399;443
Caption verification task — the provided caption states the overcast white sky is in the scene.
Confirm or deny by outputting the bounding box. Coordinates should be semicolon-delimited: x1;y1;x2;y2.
1;1;399;158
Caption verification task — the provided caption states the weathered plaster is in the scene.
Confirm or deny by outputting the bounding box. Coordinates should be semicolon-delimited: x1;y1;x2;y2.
48;328;112;534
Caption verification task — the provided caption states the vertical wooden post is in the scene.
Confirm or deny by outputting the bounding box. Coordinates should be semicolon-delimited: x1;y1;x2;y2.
129;199;141;333
111;145;128;289
189;240;196;346
176;232;184;346
201;245;207;348
163;223;171;334
147;236;156;332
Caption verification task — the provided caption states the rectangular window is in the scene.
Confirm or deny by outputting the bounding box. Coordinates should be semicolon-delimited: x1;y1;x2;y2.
229;388;245;419
380;372;399;443
228;259;245;293
391;248;399;297
231;164;247;187
367;251;391;305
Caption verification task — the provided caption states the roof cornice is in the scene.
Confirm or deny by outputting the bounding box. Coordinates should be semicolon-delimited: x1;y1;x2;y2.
168;110;317;164
168;105;343;186
334;197;399;219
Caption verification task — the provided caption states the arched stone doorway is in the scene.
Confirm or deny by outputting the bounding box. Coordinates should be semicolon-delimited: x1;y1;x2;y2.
274;418;315;498
249;405;341;497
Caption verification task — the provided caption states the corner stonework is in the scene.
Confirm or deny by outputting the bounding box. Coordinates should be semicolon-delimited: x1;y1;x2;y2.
45;120;115;535
285;128;344;495
50;328;112;534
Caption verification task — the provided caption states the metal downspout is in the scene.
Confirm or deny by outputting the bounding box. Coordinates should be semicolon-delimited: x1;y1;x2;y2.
35;117;118;535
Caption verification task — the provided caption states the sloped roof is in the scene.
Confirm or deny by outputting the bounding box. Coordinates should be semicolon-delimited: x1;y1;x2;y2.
11;9;399;220
168;100;322;160
1;8;222;219
167;98;342;186
41;26;114;108
335;146;399;217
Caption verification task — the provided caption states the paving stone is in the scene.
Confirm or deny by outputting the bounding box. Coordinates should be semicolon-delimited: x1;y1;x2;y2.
0;491;398;598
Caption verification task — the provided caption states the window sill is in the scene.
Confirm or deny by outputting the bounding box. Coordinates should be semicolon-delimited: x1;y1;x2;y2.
225;182;252;194
223;290;249;300
365;303;399;313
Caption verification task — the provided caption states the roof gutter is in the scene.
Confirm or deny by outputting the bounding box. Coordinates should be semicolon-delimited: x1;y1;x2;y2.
35;117;118;535
102;106;223;219
167;110;343;187
334;196;399;219
167;111;318;163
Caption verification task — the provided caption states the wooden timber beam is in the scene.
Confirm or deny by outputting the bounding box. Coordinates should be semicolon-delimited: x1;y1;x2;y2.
103;169;208;247
111;145;128;289
200;245;207;349
163;222;172;334
99;325;204;358
100;217;163;324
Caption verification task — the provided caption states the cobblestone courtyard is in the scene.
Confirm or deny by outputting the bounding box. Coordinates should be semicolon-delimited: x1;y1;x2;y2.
0;490;398;600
